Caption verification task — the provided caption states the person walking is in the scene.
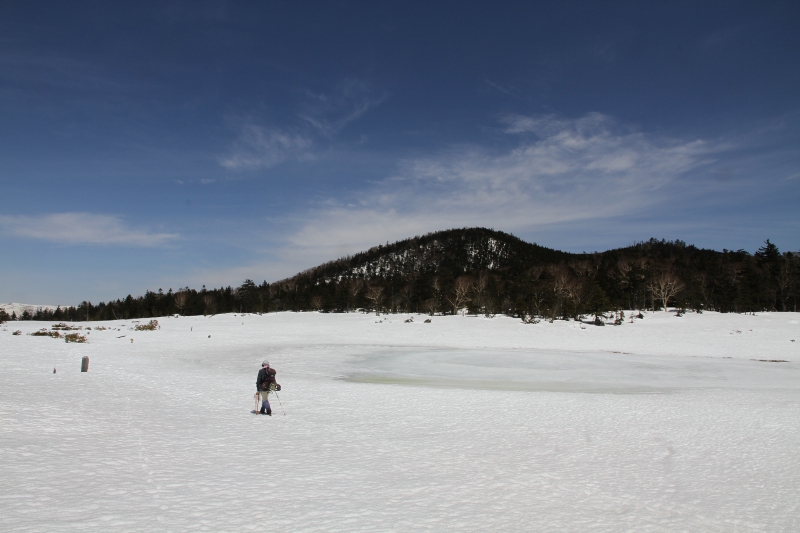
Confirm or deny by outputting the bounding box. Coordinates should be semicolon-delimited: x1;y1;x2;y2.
256;360;281;415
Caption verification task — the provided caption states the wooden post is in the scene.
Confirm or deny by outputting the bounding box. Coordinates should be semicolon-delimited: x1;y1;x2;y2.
81;356;89;372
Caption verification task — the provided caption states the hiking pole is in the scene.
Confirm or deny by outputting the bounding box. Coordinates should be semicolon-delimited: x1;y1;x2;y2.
274;391;286;416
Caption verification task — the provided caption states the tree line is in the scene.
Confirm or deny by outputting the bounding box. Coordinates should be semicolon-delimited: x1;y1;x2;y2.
3;228;798;324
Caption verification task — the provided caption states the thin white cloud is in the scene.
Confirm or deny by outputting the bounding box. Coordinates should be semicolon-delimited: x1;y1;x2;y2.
485;79;520;98
785;172;800;181
0;212;178;246
285;113;718;260
221;79;385;171
220;125;313;170
299;79;387;138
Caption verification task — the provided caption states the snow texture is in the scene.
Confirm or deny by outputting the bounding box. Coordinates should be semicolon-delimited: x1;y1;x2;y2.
1;311;799;532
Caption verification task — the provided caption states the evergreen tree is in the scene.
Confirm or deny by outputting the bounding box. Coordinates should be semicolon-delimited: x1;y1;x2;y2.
18;229;800;322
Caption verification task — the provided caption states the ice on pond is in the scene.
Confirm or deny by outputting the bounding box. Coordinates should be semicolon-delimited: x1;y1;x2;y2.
344;347;800;393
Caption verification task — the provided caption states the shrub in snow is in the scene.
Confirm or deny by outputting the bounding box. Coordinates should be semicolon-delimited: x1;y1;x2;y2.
12;330;22;335
133;319;160;331
30;329;62;338
52;323;81;331
64;333;87;343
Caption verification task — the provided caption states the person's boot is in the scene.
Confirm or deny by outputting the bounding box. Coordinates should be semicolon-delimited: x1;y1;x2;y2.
266;408;272;416
259;405;267;415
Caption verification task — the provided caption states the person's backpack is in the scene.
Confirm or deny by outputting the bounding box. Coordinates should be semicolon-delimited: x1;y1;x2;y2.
260;367;277;390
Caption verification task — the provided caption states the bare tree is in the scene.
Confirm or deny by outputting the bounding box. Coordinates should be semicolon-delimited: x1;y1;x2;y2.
632;258;649;311
563;278;586;319
528;265;544;283
547;264;571;320
726;263;744;313
473;272;490;316
516;266;545;321
616;259;633;279
446;276;472;315
692;271;712;311
365;285;384;315
431;277;443;310
776;261;794;311
174;291;188;315
203;294;216;315
608;259;633;308
647;272;685;311
529;281;547;319
398;285;414;313
282;280;298;294
422;298;438;316
347;279;364;311
232;288;242;313
570;260;594;279
309;295;324;311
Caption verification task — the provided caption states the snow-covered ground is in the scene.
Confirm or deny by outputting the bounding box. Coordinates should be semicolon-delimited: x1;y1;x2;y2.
1;311;798;532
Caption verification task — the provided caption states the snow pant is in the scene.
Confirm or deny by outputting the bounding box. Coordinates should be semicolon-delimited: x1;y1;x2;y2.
258;391;271;411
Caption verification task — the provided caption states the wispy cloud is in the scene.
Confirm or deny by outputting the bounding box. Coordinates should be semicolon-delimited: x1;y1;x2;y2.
285;113;718;259
485;79;521;98
0;51;125;96
0;213;179;246
220;79;385;171
219;125;313;170
299;79;387;138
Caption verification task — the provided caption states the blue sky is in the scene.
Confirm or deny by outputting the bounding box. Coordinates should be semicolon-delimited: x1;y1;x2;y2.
1;1;799;305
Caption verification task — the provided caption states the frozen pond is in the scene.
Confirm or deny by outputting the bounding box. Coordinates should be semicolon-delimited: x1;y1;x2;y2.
344;347;800;393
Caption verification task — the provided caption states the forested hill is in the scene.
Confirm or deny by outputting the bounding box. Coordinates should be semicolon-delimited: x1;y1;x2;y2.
4;228;798;323
293;228;572;284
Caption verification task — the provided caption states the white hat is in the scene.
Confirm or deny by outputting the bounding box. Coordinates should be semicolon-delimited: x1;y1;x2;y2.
262;360;270;367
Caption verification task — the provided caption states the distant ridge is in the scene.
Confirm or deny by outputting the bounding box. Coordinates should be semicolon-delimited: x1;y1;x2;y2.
1;303;61;317
7;228;798;321
285;227;571;285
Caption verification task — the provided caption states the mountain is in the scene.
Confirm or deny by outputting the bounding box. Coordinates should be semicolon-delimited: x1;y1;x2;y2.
291;227;571;284
7;228;799;322
263;229;798;317
0;303;61;319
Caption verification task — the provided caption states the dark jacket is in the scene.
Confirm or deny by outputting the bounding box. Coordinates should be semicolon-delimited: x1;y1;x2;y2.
257;367;279;391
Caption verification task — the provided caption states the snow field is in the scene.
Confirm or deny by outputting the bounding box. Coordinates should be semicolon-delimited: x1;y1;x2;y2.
1;311;799;531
